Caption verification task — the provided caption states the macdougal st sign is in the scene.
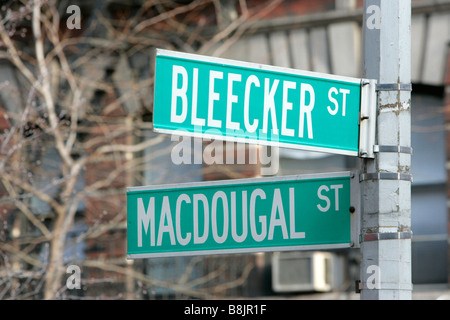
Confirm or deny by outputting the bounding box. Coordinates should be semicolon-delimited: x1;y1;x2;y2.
127;172;358;258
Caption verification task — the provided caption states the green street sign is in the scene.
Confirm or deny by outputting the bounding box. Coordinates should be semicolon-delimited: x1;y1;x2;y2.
153;49;376;157
127;172;359;258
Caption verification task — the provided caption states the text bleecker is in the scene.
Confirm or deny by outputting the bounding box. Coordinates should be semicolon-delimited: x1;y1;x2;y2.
127;172;353;258
170;65;350;140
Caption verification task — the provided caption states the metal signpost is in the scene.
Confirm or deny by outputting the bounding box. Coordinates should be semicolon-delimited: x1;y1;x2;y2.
153;49;376;158
127;172;359;258
360;0;412;299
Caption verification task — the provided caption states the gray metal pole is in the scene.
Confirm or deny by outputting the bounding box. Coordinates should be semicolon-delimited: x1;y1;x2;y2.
360;0;412;299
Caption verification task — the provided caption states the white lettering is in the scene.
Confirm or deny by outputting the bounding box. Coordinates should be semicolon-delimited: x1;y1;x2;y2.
171;65;188;123
193;194;209;244
157;196;176;246
244;75;260;133
281;81;296;137
367;265;381;289
268;189;288;240
137;187;311;248
328;87;351;117
226;73;241;130
263;78;279;134
171;134;191;165
211;191;229;244
250;189;267;242
137;197;155;247
230;191;248;243
317;185;330;212
330;184;343;211
66;5;81;30
191;68;205;126
339;89;350;116
289;188;305;239
66;265;81;289
207;70;223;128
176;194;191;246
366;5;381;30
203;136;224;165
299;83;315;139
327;87;339;115
317;184;343;212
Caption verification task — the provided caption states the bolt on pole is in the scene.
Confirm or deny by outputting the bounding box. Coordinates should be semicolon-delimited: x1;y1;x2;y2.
360;0;412;299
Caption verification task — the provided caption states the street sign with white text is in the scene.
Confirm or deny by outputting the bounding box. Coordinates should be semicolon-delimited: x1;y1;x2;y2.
127;172;359;259
153;49;376;157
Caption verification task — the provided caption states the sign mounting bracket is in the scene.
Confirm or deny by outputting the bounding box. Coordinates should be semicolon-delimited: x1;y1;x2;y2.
358;79;377;158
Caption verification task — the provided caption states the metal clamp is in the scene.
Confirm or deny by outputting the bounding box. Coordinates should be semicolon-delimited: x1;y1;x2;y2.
359;172;413;182
361;231;413;243
373;145;413;154
376;83;412;91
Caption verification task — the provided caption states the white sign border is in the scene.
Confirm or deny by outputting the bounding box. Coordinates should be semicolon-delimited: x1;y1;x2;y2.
127;171;360;259
156;49;362;85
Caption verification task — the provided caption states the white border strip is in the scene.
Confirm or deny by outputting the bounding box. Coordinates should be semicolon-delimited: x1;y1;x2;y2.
127;171;352;193
153;127;359;157
349;171;360;248
157;49;363;85
127;243;351;259
358;79;377;158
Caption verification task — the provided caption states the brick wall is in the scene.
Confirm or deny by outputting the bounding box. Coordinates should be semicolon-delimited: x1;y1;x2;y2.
83;95;132;296
252;0;336;19
0;103;12;242
202;142;262;181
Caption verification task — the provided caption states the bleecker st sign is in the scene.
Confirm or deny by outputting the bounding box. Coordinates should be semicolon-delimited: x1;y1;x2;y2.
127;172;359;258
153;49;376;157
